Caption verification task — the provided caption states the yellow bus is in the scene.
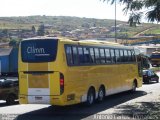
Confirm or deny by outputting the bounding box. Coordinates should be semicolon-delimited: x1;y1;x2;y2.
18;37;142;106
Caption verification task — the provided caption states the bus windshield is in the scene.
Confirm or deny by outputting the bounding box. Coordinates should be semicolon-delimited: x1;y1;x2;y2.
21;39;58;63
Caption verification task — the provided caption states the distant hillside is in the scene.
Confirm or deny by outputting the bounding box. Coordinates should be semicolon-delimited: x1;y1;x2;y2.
0;16;160;43
0;16;125;30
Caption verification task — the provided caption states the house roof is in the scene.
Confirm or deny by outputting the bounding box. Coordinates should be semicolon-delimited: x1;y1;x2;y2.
0;47;12;56
0;42;9;47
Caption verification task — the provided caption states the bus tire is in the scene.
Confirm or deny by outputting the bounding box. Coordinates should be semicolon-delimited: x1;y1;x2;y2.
147;79;150;84
86;88;95;106
157;79;159;83
97;86;105;102
131;81;137;92
6;94;15;105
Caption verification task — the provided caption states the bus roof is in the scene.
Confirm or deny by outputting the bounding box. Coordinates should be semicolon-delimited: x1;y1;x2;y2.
22;37;134;49
59;38;133;49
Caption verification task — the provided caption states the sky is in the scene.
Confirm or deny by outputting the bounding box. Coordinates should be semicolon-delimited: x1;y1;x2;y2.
0;0;129;21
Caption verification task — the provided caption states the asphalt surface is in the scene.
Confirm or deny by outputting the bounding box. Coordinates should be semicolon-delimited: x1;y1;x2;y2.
0;72;160;120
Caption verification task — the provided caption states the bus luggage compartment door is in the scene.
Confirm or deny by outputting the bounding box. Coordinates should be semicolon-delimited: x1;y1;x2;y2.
26;71;61;104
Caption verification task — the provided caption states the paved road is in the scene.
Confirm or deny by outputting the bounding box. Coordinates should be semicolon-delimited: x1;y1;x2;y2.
0;73;160;120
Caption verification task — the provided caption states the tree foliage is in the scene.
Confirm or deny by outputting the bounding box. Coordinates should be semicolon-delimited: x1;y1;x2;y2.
31;25;36;34
9;38;21;47
103;0;160;26
37;24;45;36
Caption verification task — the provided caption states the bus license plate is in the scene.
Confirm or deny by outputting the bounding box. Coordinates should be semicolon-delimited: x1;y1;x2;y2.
35;96;43;100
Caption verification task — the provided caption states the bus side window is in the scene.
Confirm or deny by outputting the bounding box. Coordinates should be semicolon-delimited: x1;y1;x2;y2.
131;50;136;62
124;50;128;62
94;48;100;64
83;47;91;64
115;49;120;63
110;49;115;63
72;46;79;65
105;49;111;63
78;47;84;64
89;48;95;63
100;48;106;64
66;46;73;65
128;50;132;62
120;50;124;62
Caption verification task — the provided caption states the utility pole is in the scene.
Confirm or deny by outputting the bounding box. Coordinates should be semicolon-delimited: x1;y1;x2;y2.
115;0;117;43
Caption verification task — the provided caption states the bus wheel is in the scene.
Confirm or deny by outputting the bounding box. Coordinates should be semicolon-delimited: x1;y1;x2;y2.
131;81;137;92
86;88;95;106
157;79;159;83
98;87;105;102
6;94;15;105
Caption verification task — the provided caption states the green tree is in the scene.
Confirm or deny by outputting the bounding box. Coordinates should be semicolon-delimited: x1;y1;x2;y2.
9;38;21;47
128;12;142;27
2;29;9;37
31;25;36;34
103;0;160;25
37;24;45;36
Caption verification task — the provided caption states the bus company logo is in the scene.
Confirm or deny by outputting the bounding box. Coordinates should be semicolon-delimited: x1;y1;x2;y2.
27;46;45;54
